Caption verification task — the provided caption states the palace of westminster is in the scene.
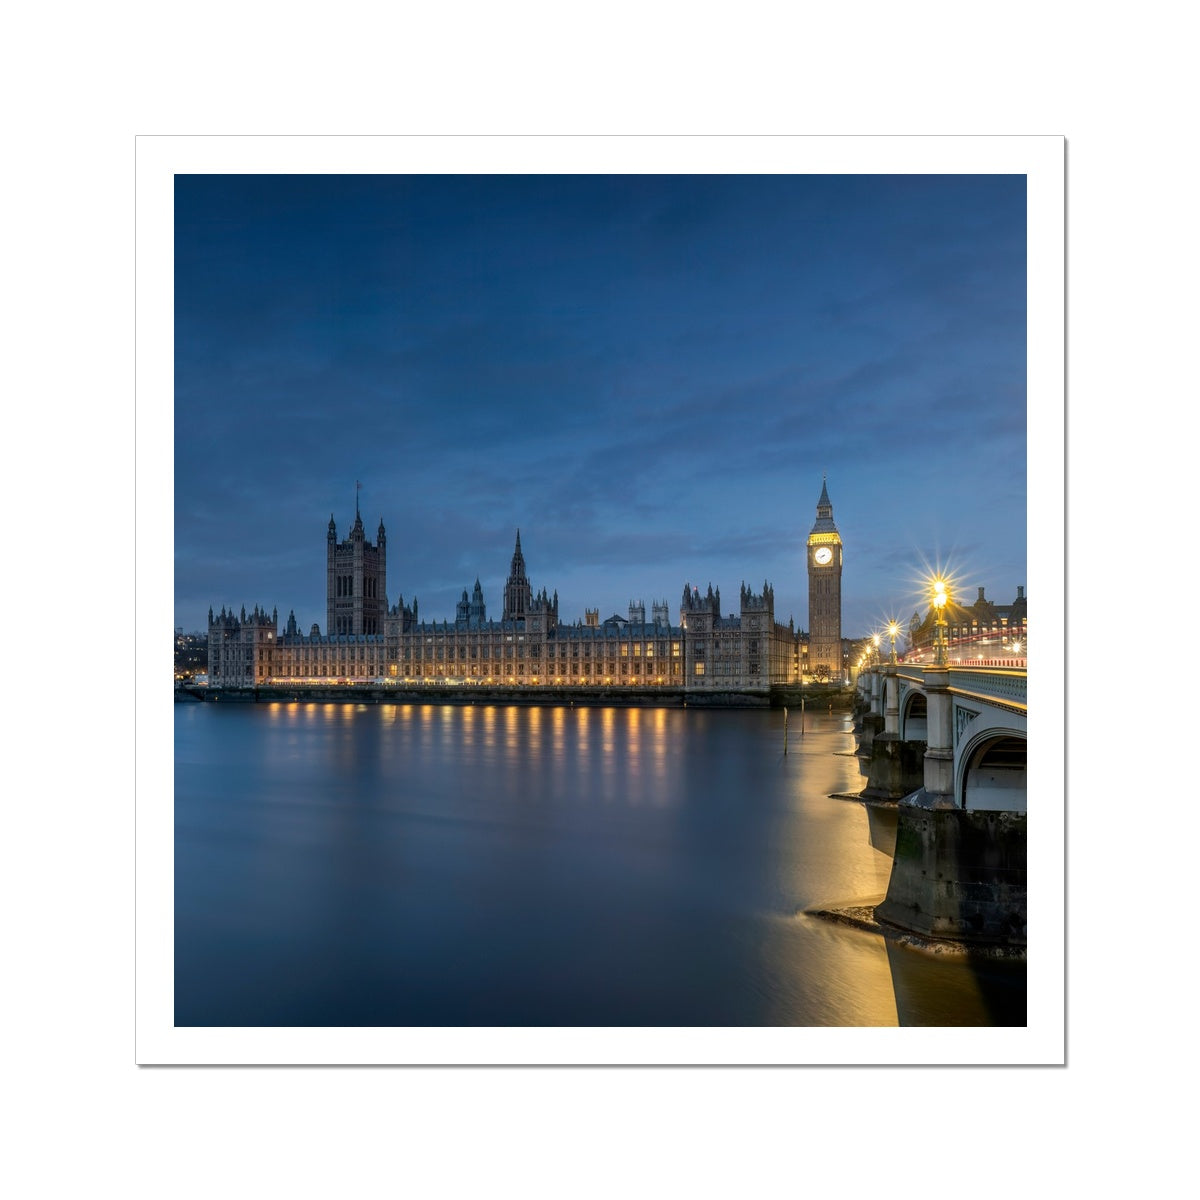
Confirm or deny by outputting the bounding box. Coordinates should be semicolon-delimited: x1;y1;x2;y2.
205;481;1027;693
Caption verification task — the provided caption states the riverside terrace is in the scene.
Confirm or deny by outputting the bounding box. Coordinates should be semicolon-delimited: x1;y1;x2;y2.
174;677;855;711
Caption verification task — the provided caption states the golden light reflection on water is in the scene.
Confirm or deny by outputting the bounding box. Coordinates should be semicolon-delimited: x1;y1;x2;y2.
551;705;566;758
882;940;1000;1026
651;708;668;790
576;707;590;768
622;710;642;804
758;917;901;1026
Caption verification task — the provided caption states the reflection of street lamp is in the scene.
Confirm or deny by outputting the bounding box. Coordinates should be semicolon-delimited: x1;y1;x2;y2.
887;621;899;664
932;578;950;666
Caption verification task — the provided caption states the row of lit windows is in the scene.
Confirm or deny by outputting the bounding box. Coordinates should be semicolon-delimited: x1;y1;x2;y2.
389;638;680;653
694;662;761;676
394;663;684;679
283;650;384;663
396;644;679;661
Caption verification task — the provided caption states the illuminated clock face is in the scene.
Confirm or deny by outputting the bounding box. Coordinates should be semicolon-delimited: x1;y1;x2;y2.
814;547;833;565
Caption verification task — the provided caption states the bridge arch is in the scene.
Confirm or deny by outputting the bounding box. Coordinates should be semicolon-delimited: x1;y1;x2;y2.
958;726;1027;813
900;688;927;741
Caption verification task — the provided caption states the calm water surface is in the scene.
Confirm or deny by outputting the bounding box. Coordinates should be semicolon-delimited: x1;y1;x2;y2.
174;701;1025;1026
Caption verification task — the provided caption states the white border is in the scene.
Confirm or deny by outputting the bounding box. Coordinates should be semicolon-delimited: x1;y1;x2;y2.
138;135;1064;1065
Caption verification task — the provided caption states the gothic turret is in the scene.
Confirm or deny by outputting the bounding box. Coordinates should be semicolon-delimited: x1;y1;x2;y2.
469;578;487;627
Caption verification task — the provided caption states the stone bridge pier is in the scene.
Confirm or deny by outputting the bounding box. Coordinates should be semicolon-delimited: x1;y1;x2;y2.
858;667;926;800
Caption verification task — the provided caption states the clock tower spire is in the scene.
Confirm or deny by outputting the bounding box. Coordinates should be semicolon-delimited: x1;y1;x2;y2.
806;474;843;681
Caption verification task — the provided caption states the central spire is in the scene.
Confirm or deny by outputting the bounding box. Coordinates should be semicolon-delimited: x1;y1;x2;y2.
503;528;532;621
510;528;526;578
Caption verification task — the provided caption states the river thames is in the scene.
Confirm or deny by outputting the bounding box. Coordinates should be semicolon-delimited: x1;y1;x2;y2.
174;700;1025;1027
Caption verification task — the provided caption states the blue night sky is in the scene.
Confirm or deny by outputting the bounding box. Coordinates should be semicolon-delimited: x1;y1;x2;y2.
174;173;1026;639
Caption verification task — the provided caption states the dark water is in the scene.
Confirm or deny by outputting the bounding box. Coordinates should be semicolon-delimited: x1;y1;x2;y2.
174;701;1025;1027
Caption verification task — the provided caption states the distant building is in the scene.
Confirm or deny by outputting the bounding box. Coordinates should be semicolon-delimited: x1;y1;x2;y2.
907;584;1028;660
173;630;209;680
207;518;803;693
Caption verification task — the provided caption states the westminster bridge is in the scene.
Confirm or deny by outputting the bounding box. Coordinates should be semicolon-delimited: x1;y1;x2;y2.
855;661;1027;812
852;661;1028;949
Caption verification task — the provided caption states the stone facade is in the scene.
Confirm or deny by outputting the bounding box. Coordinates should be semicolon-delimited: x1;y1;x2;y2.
680;581;795;691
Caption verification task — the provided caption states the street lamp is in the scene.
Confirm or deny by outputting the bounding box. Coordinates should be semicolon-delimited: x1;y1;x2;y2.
887;621;899;664
872;633;881;666
932;578;950;666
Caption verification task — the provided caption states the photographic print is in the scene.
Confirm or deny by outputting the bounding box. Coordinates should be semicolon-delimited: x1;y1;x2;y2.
139;136;1064;1064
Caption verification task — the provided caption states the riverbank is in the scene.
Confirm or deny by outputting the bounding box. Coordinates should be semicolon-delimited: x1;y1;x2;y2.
175;681;857;710
176;683;771;708
805;902;1028;961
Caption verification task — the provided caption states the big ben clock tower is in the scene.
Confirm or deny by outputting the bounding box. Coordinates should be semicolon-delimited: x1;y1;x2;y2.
806;476;843;681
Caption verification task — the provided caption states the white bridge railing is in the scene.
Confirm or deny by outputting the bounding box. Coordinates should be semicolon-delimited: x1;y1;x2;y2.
946;667;1027;710
886;664;1027;713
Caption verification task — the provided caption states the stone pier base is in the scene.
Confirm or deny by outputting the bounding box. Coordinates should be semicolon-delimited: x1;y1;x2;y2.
860;734;926;801
874;804;1026;947
857;711;883;757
